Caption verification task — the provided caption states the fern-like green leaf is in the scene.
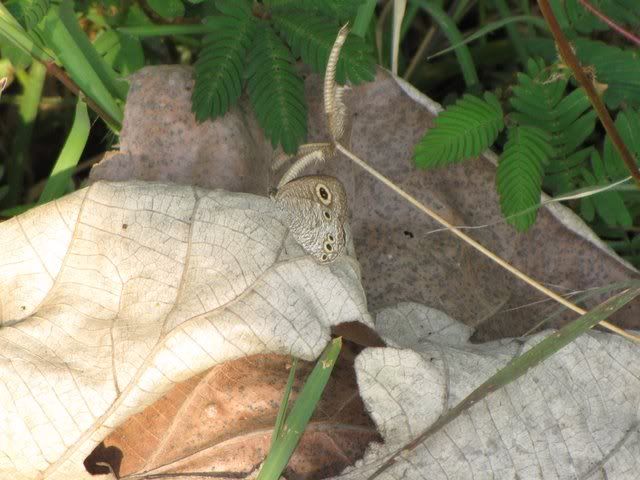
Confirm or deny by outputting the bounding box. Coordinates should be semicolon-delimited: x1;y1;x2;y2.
496;126;553;231
603;109;640;180
8;0;50;30
413;92;504;168
192;0;257;121
510;59;596;191
272;11;375;84
581;151;633;228
266;0;364;21
574;39;640;109
318;0;365;20
147;0;185;19
246;25;307;154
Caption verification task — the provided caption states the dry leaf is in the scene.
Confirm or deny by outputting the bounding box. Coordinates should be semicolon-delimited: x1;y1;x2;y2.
90;66;640;340
0;181;371;479
338;302;640;479
87;351;380;479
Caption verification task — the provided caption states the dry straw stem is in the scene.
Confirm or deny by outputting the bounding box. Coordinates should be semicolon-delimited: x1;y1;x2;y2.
325;26;640;343
336;143;638;343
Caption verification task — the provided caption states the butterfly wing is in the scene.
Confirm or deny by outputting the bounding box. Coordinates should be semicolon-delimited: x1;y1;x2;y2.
275;176;348;263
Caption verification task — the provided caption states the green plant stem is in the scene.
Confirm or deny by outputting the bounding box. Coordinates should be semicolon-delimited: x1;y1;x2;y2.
536;0;640;187
404;0;475;80
492;0;528;64
4;62;46;208
375;0;393;65
426;16;546;60
406;0;479;87
257;338;342;480
118;24;212;37
404;25;436;80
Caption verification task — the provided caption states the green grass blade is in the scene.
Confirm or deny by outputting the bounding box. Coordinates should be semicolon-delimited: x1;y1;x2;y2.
36;2;124;128
118;24;213;37
370;285;640;479
352;0;377;37
0;14;53;63
257;338;342;480
271;357;298;449
482;286;640;389
428;16;547;60
492;0;529;64
4;61;45;208
38;97;89;204
54;0;127;101
410;0;479;87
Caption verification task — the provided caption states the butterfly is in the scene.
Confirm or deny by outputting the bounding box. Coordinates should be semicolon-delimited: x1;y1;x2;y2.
273;175;348;263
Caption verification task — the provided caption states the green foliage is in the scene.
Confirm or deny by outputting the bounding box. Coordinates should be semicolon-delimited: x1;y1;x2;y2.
412;50;639;233
573;39;640;109
246;25;306;154
580;151;633;228
147;0;185;19
562;0;640;34
193;0;373;151
93;29;145;76
273;11;375;85
7;0;50;30
510;59;596;192
192;1;257;121
496;126;553;231
413;92;504;168
602;109;640;179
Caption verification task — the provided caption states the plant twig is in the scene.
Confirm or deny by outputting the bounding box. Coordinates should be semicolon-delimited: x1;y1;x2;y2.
577;0;640;47
536;0;640;186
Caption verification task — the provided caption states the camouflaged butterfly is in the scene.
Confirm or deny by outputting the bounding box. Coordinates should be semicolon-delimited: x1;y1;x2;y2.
273;175;348;263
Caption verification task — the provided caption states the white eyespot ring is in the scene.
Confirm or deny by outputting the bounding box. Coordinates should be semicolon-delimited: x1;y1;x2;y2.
327;234;335;242
320;253;329;262
324;242;333;252
323;210;331;220
315;183;332;206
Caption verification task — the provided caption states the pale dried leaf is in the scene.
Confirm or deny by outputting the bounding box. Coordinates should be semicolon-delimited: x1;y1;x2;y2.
336;302;640;480
0;181;371;479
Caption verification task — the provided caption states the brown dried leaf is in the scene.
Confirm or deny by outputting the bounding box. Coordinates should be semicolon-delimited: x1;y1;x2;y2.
87;351;380;479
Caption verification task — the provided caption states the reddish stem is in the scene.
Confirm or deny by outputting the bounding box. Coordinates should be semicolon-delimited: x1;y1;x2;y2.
537;0;640;187
44;61;119;128
578;0;640;47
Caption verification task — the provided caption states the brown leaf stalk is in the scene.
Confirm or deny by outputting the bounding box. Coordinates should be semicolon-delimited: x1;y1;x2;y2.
44;61;120;129
536;0;640;186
